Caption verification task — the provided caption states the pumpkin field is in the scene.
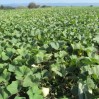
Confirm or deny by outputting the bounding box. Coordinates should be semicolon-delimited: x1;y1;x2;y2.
0;7;99;99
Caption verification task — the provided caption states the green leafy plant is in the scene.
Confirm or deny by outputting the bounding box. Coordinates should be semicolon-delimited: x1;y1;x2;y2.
0;7;99;99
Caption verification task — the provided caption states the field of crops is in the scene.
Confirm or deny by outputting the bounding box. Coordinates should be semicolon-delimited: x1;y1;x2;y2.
0;7;99;99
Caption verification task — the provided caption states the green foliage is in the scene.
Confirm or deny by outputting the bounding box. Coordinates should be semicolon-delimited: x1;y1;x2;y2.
0;7;99;99
28;2;40;9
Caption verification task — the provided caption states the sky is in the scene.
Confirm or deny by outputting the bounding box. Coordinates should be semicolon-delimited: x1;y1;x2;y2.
0;0;99;4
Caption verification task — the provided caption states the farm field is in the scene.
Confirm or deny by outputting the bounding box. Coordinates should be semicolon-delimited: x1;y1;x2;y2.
0;7;99;99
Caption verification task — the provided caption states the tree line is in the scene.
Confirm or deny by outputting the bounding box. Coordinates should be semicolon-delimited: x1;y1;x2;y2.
0;2;94;10
0;2;51;10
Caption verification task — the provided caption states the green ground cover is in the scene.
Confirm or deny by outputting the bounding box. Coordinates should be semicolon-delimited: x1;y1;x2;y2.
0;7;99;99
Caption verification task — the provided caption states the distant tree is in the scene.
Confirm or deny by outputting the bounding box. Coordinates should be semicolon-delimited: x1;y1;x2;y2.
28;2;40;9
41;5;51;8
41;5;47;8
0;5;4;9
90;5;93;7
0;5;15;9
